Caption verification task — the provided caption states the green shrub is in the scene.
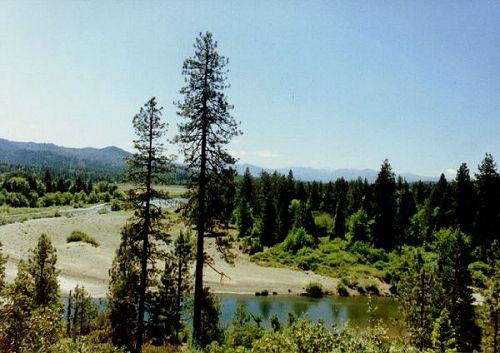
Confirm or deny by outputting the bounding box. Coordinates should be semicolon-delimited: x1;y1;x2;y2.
255;289;269;296
97;207;109;215
283;228;316;254
337;283;349;296
67;231;99;247
305;281;324;298
365;281;380;296
50;338;125;353
314;212;334;236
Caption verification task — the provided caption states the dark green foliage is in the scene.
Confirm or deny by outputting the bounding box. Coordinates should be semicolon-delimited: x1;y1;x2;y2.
149;230;194;344
108;97;173;353
474;153;500;257
396;179;416;247
453;163;477;236
305;281;324;297
346;209;373;244
283;228;316;254
29;233;60;307
0;234;63;352
198;287;224;347
371;160;397;250
0;241;7;294
332;178;348;238
431;309;456;353
67;285;98;338
260;172;277;246
289;199;316;236
227;304;264;348
67;231;99;247
108;224;140;351
395;248;442;350
0;167;121;208
434;228;481;351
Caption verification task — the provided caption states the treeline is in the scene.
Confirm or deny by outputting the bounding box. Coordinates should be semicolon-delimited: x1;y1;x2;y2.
0;168;120;208
234;154;499;259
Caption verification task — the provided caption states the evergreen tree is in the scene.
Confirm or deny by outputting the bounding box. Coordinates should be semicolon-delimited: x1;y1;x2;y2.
481;261;499;353
475;154;500;256
295;181;307;202
435;228;481;352
174;230;194;338
333;196;347;238
108;97;172;353
174;32;240;345
431;309;457;353
149;231;193;344
198;287;224;347
43;169;53;192
29;233;60;307
430;174;453;231
0;241;7;294
332;178;348;239
148;257;178;345
236;169;255;238
276;177;292;242
240;167;257;212
397;180;416;247
68;285;98;339
260;172;276;246
108;224;140;351
371;160;397;250
453;163;477;236
0;235;62;352
308;181;321;210
396;249;442;350
322;181;336;214
346;178;366;215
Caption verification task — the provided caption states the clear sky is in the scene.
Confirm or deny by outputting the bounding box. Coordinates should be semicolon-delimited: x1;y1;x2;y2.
1;1;499;177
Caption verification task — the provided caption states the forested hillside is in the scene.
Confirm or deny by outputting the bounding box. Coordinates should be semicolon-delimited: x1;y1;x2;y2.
0;138;129;169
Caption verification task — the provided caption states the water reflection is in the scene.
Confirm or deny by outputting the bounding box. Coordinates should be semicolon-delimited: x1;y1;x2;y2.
218;294;398;331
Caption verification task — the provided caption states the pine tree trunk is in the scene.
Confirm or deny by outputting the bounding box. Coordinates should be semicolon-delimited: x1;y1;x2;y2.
135;110;154;353
176;256;182;341
66;290;72;336
193;48;210;345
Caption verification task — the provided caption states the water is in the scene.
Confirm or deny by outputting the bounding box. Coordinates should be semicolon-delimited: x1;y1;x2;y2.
152;197;189;207
218;294;401;332
64;294;401;334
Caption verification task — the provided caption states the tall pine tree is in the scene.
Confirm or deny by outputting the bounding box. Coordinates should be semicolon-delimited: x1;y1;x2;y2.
108;97;172;353
175;32;240;345
372;160;397;250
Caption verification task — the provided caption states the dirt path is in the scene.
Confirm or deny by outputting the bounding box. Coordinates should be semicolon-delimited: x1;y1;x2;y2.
0;210;339;297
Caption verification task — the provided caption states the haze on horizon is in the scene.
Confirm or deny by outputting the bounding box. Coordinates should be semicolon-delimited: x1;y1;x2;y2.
0;1;499;177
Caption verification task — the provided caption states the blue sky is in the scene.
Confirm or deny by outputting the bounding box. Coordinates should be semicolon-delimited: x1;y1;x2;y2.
0;1;499;177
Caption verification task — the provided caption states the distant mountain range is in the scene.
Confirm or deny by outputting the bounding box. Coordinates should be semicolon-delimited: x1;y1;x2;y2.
235;164;437;183
0;138;130;170
0;138;437;182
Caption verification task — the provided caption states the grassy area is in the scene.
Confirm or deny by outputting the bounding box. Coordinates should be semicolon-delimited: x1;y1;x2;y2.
67;230;100;247
115;183;187;198
251;237;397;295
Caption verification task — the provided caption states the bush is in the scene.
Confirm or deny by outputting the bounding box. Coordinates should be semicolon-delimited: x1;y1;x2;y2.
305;281;324;298
97;207;109;215
242;236;263;255
49;338;125;353
255;289;269;296
283;228;316;254
365;281;380;296
314;212;334;237
67;231;99;247
337;282;349;296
